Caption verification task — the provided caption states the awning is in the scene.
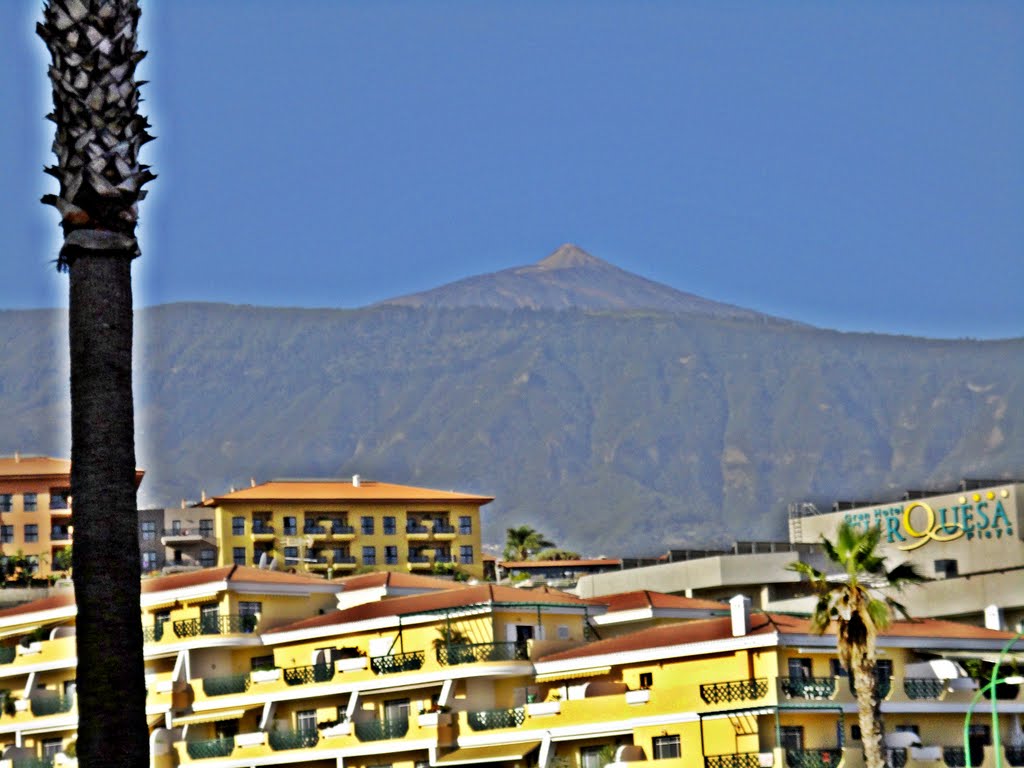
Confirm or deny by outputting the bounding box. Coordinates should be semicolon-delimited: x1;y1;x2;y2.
535;665;611;683
435;742;542;765
173;706;255;727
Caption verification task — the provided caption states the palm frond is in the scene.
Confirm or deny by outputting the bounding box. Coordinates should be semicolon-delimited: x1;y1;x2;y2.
885;561;929;588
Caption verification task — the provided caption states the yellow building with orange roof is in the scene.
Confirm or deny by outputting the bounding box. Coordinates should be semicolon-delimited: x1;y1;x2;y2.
198;476;492;581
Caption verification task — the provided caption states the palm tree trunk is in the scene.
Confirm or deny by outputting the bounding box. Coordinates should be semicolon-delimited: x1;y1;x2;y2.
851;650;888;768
69;251;148;768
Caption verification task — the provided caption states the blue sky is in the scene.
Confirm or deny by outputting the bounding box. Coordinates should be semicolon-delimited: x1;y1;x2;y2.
1;1;1021;338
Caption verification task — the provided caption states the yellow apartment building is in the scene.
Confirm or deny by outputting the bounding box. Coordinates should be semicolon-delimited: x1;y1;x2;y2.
0;455;144;580
0;567;1021;768
198;476;491;581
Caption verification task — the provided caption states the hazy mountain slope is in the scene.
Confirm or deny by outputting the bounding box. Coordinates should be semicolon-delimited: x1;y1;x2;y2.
377;244;794;324
2;303;1020;555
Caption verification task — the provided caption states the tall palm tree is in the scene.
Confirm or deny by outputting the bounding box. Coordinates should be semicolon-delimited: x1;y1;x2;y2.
503;525;555;561
788;522;926;768
37;2;155;767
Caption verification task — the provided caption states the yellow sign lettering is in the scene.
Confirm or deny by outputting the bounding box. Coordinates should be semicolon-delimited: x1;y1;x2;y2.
898;502;964;551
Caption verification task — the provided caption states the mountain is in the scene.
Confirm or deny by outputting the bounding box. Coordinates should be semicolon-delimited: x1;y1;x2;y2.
378;243;794;324
1;252;1021;556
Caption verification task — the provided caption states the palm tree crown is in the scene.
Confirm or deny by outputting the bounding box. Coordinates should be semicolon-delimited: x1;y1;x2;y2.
503;525;555;561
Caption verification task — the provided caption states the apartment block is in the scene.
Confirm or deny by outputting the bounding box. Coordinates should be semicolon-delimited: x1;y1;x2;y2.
198;476;491;581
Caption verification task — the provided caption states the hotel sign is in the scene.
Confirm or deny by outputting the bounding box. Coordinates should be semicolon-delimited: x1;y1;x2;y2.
843;489;1015;551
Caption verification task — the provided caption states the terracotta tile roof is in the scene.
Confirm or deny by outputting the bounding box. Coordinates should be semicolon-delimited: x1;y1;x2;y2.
199;479;493;506
539;612;1024;664
0;591;76;620
500;559;622;569
587;590;729;613
0;456;71;478
336;571;469;593
141;565;332;594
267;583;591;636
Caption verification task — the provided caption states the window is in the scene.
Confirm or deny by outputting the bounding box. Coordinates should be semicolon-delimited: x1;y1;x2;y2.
459;515;472;535
384;697;410;721
23;494;37;512
362;546;376;566
296;709;317;733
788;657;812;678
232;516;246;536
140;520;156;541
652;735;681;759
200;519;214;537
239;601;261;621
49;489;69;510
557;625;571;640
200;549;216;567
581;747;607;768
171;520;182;533
250;654;275;671
780;726;804;751
876;659;893;682
41;739;64;759
639;672;653;689
459;545;473;564
384;545;398;565
233;547;246;566
361;516;374;535
850;725;861;741
934;558;958;578
141;551;157;571
283;516;297;536
284;546;299;562
0;495;11;512
383;516;396;535
200;603;220;634
24;524;38;543
332;547;351;562
1;526;13;544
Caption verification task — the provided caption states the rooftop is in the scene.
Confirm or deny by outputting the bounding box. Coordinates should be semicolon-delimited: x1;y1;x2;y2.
199;478;493;506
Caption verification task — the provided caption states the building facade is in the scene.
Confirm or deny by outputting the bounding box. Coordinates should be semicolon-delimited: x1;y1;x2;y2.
199;477;491;581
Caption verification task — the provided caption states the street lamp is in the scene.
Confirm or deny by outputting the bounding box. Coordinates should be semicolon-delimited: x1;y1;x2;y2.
963;630;1024;768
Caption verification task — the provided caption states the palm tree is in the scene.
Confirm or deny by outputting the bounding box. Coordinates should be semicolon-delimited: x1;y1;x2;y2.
788;522;926;768
503;525;555;561
37;2;155;767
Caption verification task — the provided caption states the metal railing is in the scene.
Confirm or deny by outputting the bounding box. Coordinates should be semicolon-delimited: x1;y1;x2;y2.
30;694;74;716
142;624;166;643
303;525;327;535
785;750;842;768
891;749;908;768
354;716;409;741
407;555;430;563
332;524;355;535
333;555;356;564
433;523;456;534
903;677;947;699
252;523;275;534
283;663;335;686
268;728;319;751
706;754;763;768
780;676;836;699
436;641;528;666
370;651;424;675
12;758;54;768
186;737;235;760
467;707;526;731
943;747;975;768
406;523;429;534
1005;746;1024;767
162;527;213;538
202;672;250;697
172;613;257;637
50;531;70;541
700;678;769;704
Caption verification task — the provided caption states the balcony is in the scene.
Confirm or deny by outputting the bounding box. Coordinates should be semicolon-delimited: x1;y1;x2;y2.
406;523;430;540
201;672;250;697
706;755;765;768
354;716;409;742
185;737;235;760
436;641;528;666
251;523;275;540
331;523;355;539
50;530;71;541
903;677;947;700
161;527;214;546
700;678;769;705
306;556;330;571
785;750;842;768
0;646;15;664
370;651;424;675
303;525;328;540
283;662;335;686
172;613;257;638
432;523;456;540
780;677;837;700
407;555;432;571
467;707;525;731
30;693;74;717
268;728;319;751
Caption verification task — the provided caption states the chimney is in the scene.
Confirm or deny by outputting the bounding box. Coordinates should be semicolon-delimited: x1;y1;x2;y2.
984;604;1004;631
250;477;256;488
730;594;752;637
201;489;206;502
180;499;186;509
14;451;19;463
352;474;360;488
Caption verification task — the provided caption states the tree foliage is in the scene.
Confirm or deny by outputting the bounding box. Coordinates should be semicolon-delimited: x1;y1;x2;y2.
503;526;555;561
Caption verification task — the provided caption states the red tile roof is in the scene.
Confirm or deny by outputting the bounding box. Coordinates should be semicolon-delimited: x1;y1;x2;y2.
500;559;622;569
141;565;332;594
335;571;469;593
0;591;76;620
0;456;71;478
199;479;492;506
587;590;729;613
267;583;591;636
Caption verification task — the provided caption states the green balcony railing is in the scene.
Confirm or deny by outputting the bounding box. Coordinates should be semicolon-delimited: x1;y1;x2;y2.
370;651;424;675
354;716;409;742
891;749;908;768
141;624;166;643
700;678;769;705
0;646;16;664
467;707;526;731
173;613;257;638
903;677;947;699
186;737;235;760
30;694;74;716
707;754;763;768
202;672;250;697
12;758;53;768
785;750;842;768
780;676;836;700
943;747;973;768
437;641;528;666
268;728;319;751
1005;746;1024;767
283;662;335;686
